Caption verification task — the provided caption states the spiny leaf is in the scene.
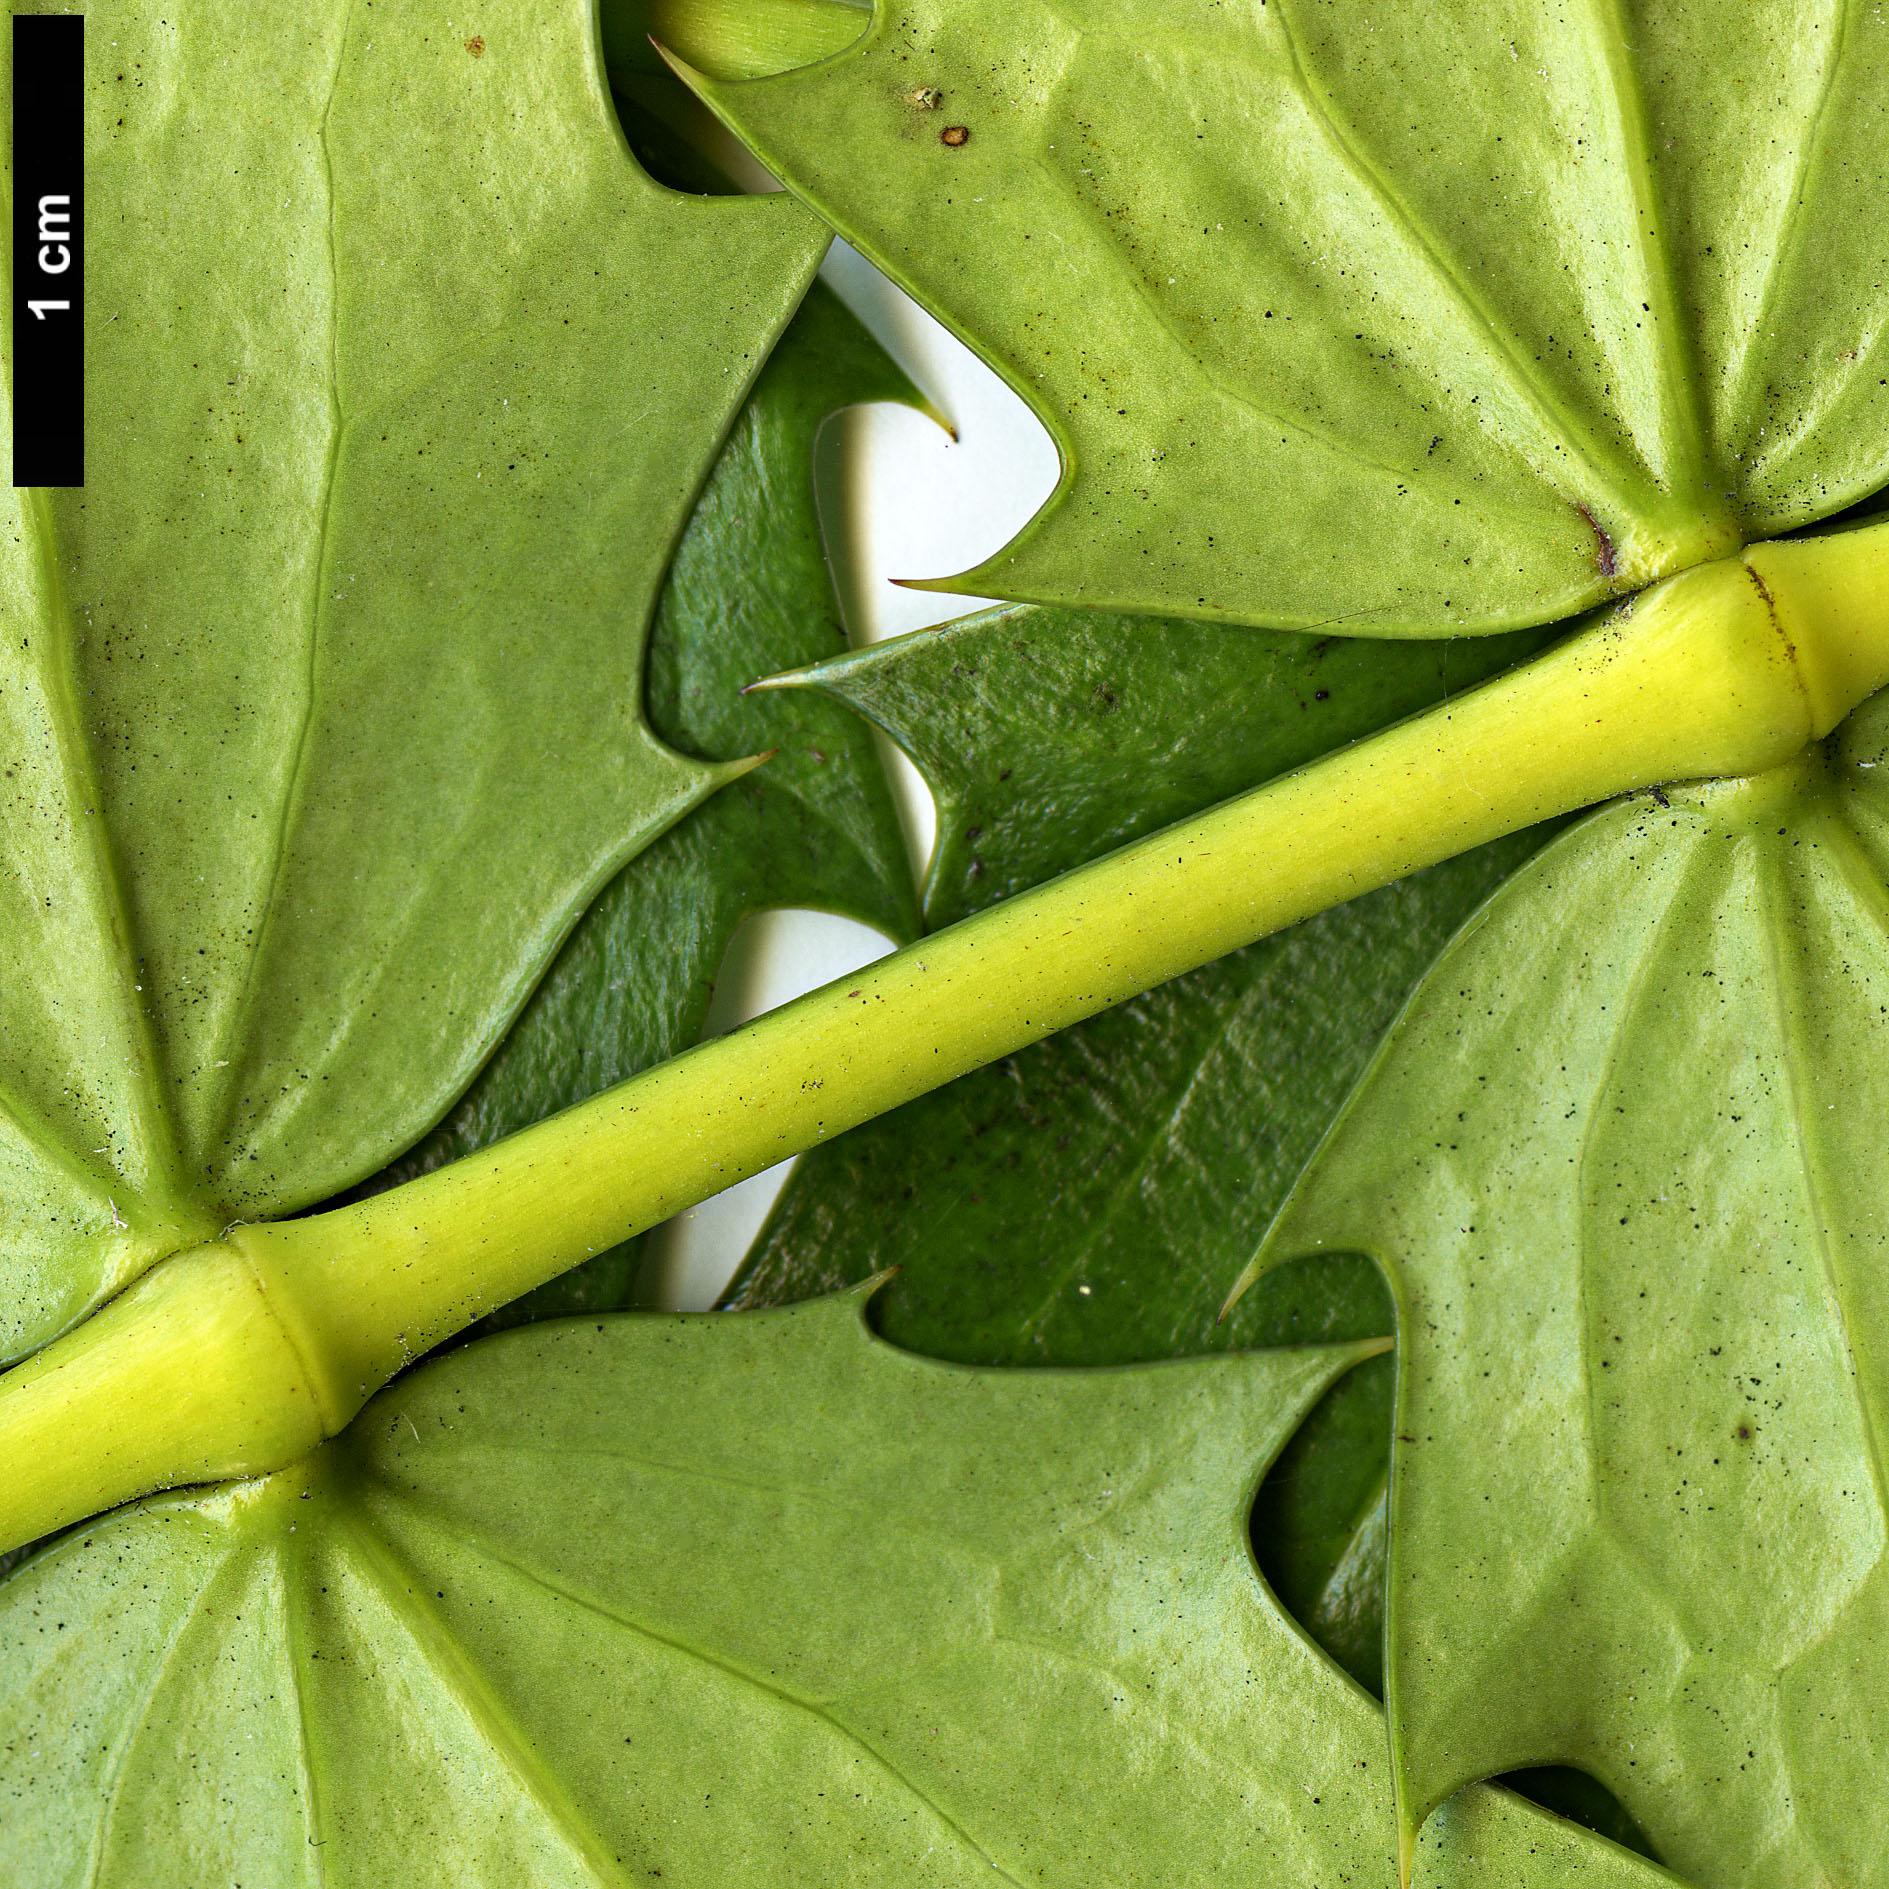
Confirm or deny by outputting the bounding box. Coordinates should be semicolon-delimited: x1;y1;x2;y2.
731;603;1561;1683
730;845;1542;1370
602;0;868;84
688;0;1889;630
728;841;1541;1690
1240;695;1889;1888
356;280;925;1328
0;0;825;1360
0;1289;1677;1887
769;600;1550;926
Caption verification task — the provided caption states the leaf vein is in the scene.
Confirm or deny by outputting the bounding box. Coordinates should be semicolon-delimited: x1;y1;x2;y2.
204;0;355;1152
1759;825;1889;1529
329;1505;633;1887
1577;0;1718;505
82;1551;248;1889
1268;0;1662;522
387;1498;1032;1887
1722;0;1854;445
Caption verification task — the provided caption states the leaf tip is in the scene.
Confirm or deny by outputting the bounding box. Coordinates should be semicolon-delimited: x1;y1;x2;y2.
1217;1258;1264;1324
849;1266;901;1319
648;36;702;89
712;748;778;789
741;668;807;695
889;573;969;596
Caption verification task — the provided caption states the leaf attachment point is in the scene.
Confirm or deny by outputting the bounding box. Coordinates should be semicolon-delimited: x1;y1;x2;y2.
0;1291;1678;1886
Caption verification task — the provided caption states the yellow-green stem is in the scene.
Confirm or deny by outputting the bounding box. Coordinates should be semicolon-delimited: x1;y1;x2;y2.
3;522;1889;1554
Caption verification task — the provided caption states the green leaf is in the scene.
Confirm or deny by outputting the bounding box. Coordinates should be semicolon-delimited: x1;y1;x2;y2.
728;844;1538;1690
770;600;1550;926
730;849;1540;1370
688;2;1889;630
0;1289;1675;1887
730;604;1559;1683
603;0;869;83
1243;699;1889;1887
0;0;827;1360
356;280;925;1328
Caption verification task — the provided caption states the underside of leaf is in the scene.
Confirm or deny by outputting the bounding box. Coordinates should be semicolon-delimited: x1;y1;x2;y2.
0;1290;1673;1887
352;279;926;1333
1244;696;1889;1888
0;0;829;1360
686;0;1889;633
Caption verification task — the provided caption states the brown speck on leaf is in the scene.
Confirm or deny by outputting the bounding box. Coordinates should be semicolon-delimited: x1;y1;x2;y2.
941;124;970;148
465;35;484;55
1737;1424;1753;1441
1576;502;1617;579
911;86;942;109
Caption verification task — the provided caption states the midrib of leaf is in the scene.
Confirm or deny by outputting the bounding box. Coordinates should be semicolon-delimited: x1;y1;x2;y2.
1718;0;1852;455
1571;837;1720;1529
1006;970;1272;1351
1268;0;1684;538
201;0;352;1159
383;1495;1033;1889
1577;0;1723;518
279;1535;334;1889
1762;812;1889;1527
21;488;202;1226
1044;177;1438;496
392;1438;998;1572
325;1503;632;1888
83;1551;248;1889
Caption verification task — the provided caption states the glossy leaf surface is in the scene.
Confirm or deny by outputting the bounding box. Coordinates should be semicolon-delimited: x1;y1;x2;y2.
733;603;1559;1685
730;841;1543;1691
0;1289;1676;1887
694;1;1889;631
1246;700;1889;1888
0;0;825;1360
359;281;923;1327
773;600;1549;926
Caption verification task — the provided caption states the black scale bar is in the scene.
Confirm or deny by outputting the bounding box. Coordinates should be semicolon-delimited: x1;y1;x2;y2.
12;15;84;488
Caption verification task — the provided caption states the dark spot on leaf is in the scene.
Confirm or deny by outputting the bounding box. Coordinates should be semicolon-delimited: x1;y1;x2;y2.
1737;1424;1753;1441
941;125;970;148
1575;503;1616;578
465;35;484;55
